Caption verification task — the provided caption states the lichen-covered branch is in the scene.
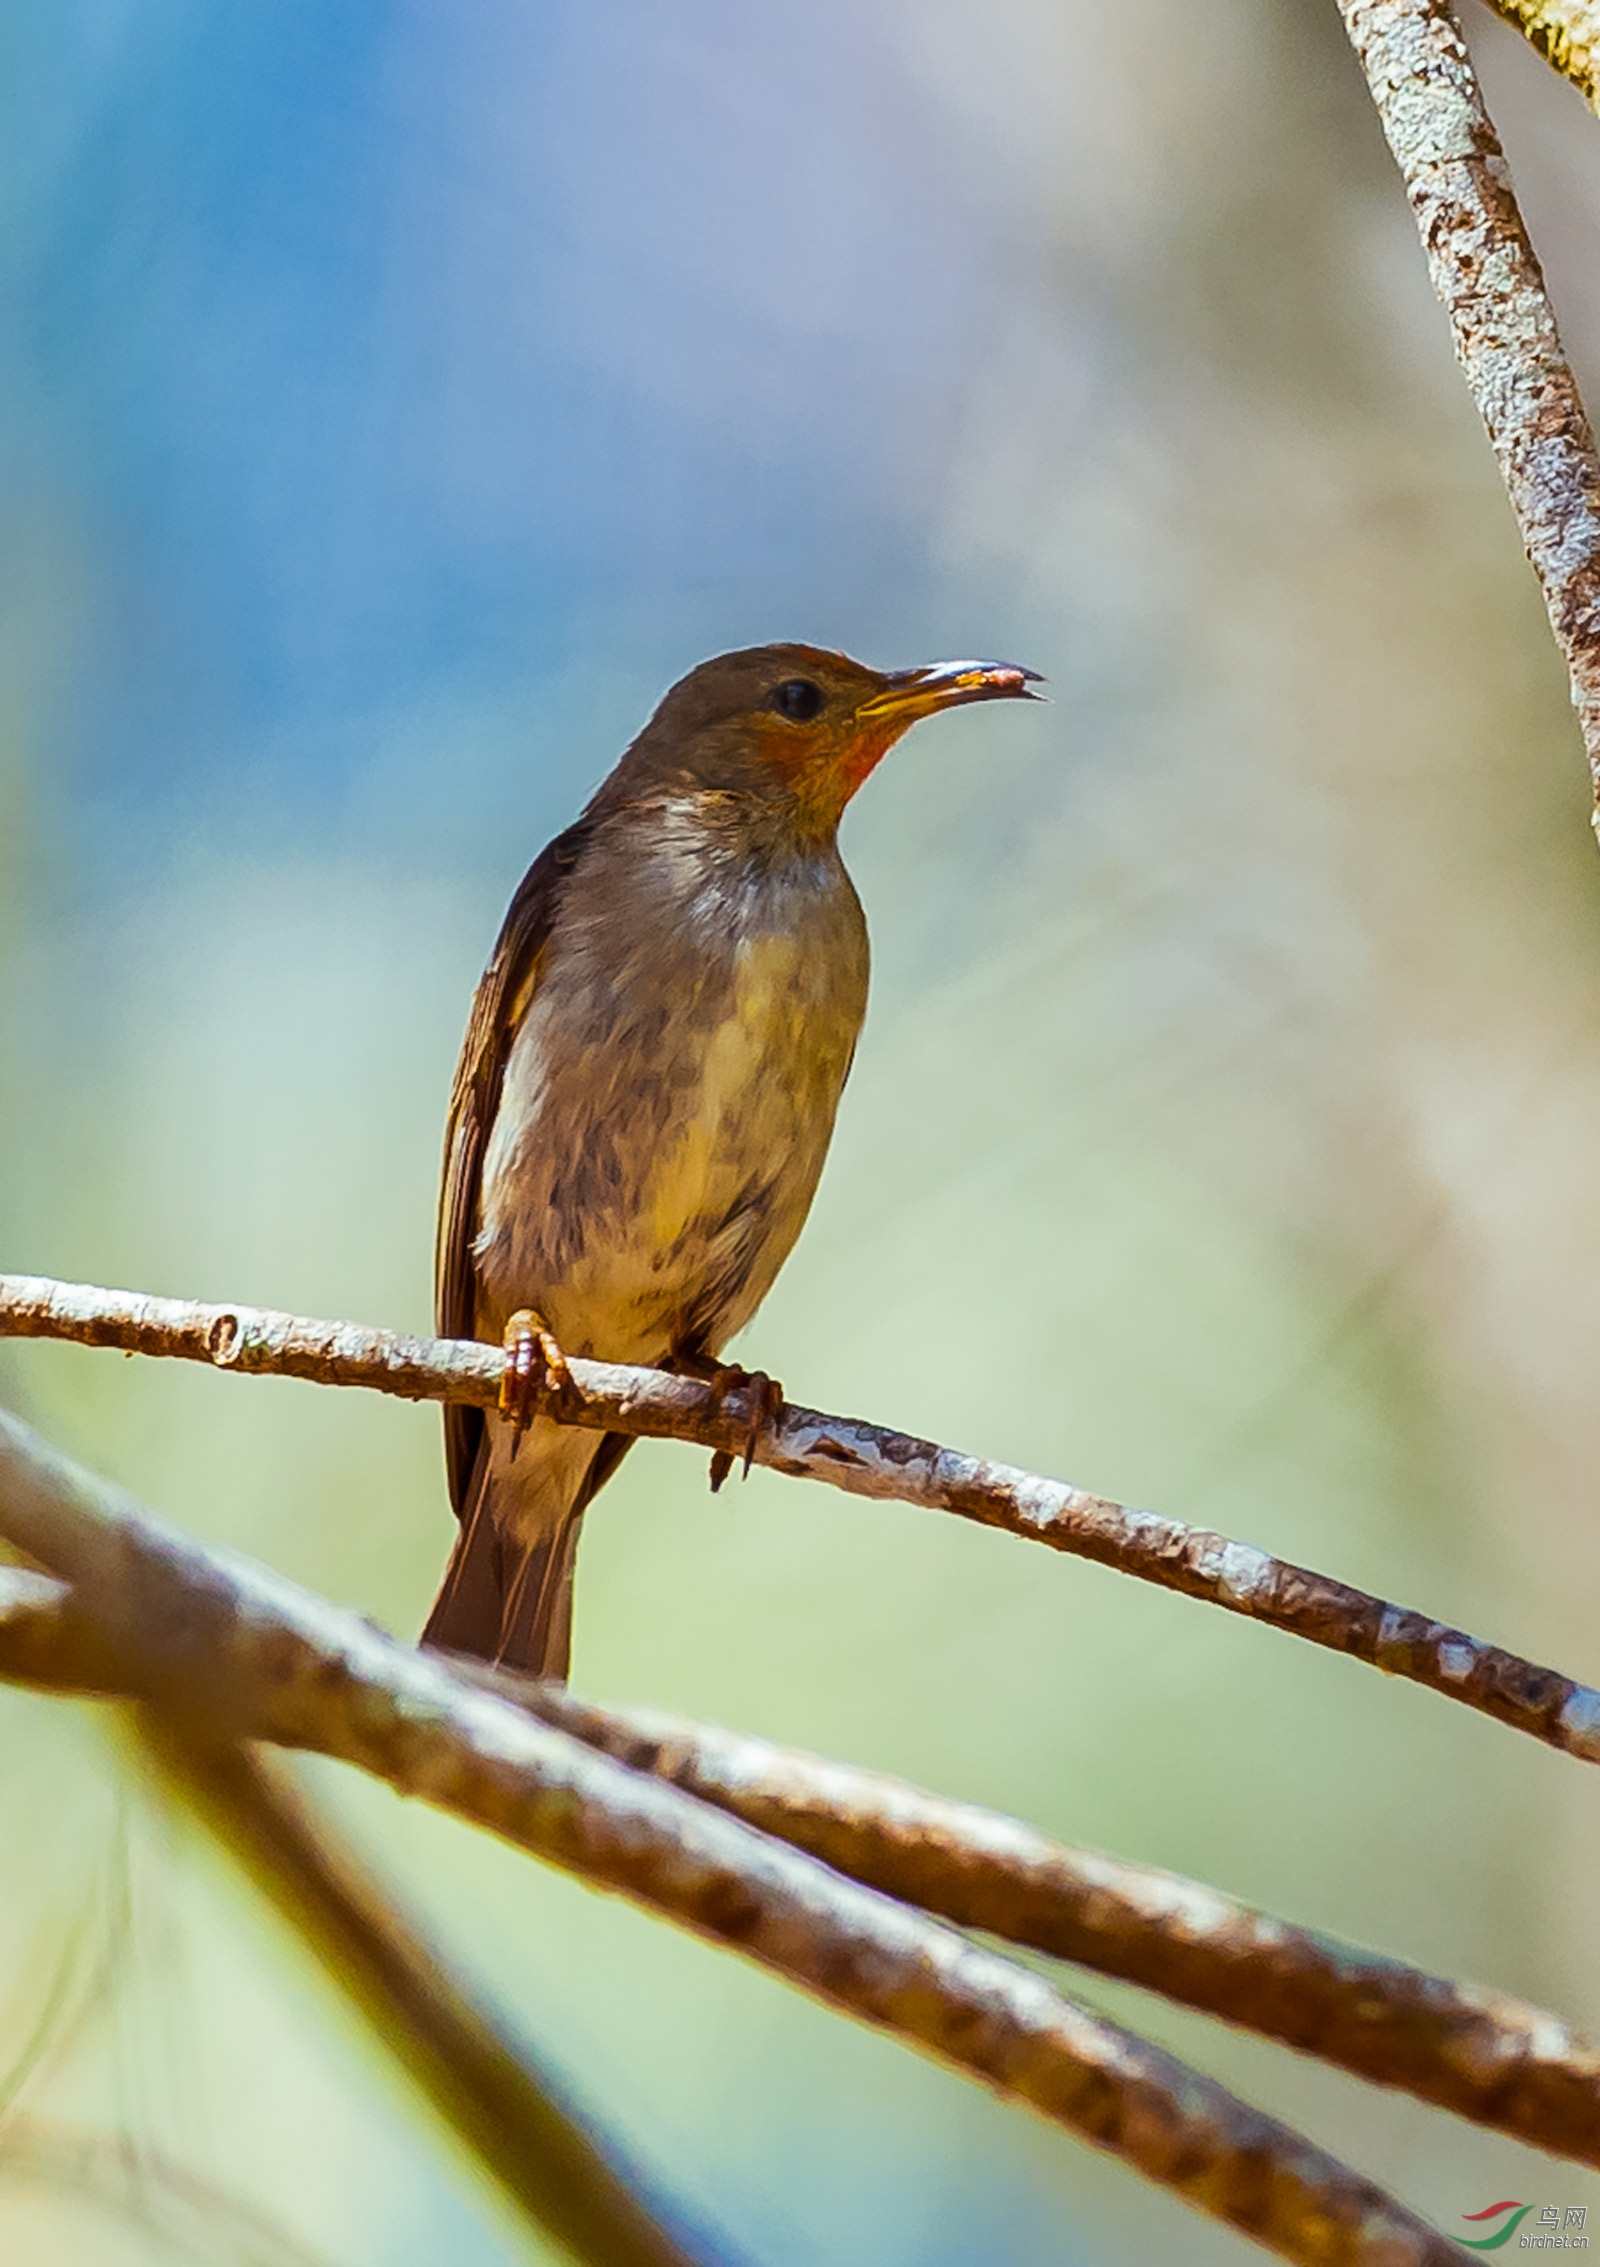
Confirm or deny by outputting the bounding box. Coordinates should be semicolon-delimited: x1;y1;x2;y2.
1481;0;1600;112
5;1271;1599;1769
0;1412;1465;2266
134;1719;733;2267
1336;0;1600;813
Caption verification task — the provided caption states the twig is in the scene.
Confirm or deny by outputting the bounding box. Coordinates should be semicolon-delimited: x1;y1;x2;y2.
0;1410;1465;2265
1335;0;1600;815
4;1272;1599;1768
1481;0;1600;111
132;1720;735;2267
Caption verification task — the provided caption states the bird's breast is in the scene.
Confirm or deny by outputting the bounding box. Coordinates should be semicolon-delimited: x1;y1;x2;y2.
474;844;868;1363
644;928;829;1248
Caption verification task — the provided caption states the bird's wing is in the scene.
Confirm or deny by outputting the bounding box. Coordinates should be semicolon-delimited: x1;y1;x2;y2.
436;816;594;1519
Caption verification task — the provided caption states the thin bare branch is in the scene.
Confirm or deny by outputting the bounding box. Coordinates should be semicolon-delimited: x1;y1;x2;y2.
0;1410;1465;2265
1481;0;1600;112
1335;0;1600;814
5;1271;1600;1769
8;1563;1595;2173
132;1719;735;2267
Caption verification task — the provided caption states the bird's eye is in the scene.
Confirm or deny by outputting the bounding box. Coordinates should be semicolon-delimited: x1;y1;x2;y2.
771;678;823;722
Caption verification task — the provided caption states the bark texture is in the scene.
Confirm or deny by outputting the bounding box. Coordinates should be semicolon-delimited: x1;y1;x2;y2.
1337;0;1600;811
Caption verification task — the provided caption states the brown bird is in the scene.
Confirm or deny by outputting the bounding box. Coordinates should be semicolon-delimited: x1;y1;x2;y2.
422;643;1038;1676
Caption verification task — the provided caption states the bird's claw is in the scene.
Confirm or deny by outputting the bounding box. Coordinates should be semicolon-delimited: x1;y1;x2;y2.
701;1364;785;1493
499;1309;570;1458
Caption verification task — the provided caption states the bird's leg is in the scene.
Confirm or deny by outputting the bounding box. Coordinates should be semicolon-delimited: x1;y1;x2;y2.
674;1353;786;1492
499;1309;571;1459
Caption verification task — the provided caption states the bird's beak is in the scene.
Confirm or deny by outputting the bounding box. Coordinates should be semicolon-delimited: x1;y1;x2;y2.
856;659;1044;723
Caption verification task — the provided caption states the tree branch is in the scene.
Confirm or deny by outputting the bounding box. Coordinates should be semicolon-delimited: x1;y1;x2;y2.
477;1674;1600;2170
0;1408;1466;2266
9;1560;1595;2170
1336;0;1600;817
131;1718;737;2267
4;1272;1599;1769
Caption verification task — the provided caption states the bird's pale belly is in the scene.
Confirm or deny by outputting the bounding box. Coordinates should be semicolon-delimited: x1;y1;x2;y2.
473;926;863;1366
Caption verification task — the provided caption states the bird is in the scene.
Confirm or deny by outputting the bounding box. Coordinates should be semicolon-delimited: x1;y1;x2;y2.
422;643;1039;1677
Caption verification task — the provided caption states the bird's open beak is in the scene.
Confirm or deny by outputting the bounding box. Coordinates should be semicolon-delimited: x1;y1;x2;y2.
856;659;1044;722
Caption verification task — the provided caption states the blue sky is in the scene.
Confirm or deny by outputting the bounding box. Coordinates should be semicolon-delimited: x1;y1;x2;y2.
3;0;1069;882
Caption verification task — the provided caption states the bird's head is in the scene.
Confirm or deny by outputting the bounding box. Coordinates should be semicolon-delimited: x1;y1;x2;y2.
609;643;1042;837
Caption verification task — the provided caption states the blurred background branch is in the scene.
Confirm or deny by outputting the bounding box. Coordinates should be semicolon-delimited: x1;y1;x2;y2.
0;1396;1589;2257
134;1723;736;2267
0;2113;342;2267
5;1551;1598;2168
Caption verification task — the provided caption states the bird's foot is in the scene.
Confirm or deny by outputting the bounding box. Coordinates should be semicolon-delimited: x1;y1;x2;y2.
675;1358;785;1492
499;1309;571;1458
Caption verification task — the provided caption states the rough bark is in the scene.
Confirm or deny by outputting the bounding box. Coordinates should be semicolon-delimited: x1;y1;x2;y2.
1337;0;1600;815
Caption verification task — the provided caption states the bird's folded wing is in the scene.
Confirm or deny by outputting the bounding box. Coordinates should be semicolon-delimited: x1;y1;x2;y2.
435;816;594;1520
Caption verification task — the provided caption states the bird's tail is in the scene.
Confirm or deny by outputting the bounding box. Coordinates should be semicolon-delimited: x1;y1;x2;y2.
421;1418;630;1679
421;1492;584;1678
